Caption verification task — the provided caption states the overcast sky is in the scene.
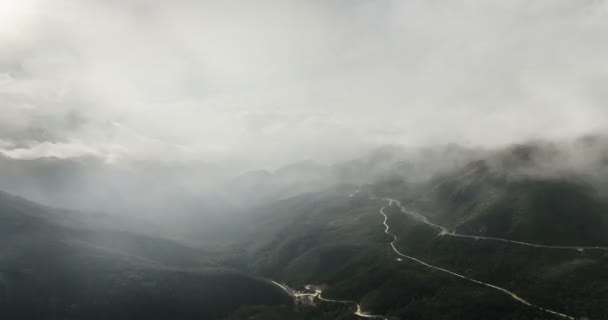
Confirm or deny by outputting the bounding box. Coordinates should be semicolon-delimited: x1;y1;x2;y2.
1;0;607;169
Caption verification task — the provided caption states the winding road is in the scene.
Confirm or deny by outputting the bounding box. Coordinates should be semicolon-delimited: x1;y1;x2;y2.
378;200;575;320
270;191;601;319
380;197;608;252
271;281;388;320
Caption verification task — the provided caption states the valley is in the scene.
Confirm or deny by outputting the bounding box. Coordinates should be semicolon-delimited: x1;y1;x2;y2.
2;141;608;319
4;2;608;319
264;190;603;320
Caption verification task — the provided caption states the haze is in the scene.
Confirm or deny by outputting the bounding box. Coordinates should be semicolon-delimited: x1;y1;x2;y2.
1;0;607;170
4;2;608;320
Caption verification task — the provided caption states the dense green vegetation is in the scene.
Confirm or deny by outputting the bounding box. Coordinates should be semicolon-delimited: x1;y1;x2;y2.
0;191;289;320
413;160;608;246
235;166;608;319
3;141;608;319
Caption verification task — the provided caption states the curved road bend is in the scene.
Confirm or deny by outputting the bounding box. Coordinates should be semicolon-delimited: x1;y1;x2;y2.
271;281;388;320
379;205;575;320
268;191;584;319
377;197;608;252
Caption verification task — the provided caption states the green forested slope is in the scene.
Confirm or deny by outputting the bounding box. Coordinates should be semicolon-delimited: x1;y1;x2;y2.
0;191;289;320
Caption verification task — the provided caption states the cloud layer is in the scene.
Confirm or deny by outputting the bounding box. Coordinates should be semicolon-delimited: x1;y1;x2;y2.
1;0;608;169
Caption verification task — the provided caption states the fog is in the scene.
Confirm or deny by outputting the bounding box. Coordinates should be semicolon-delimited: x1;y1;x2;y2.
5;4;608;319
2;0;608;229
1;0;607;171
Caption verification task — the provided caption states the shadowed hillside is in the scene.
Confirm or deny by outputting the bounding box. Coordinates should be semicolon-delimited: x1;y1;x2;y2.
0;191;290;320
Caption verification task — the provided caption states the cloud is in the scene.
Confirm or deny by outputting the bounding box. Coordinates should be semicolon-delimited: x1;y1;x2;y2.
1;0;608;169
0;140;104;160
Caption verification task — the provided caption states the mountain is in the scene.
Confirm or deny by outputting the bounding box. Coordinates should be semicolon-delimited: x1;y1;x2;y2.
2;138;608;319
226;162;333;205
0;191;289;320
403;144;608;246
231;141;608;319
227;145;484;207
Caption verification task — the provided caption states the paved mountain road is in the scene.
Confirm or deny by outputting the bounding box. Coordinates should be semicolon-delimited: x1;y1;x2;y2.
381;197;608;252
378;202;575;320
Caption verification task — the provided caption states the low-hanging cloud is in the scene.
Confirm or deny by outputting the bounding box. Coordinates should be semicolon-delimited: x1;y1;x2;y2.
1;0;608;170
